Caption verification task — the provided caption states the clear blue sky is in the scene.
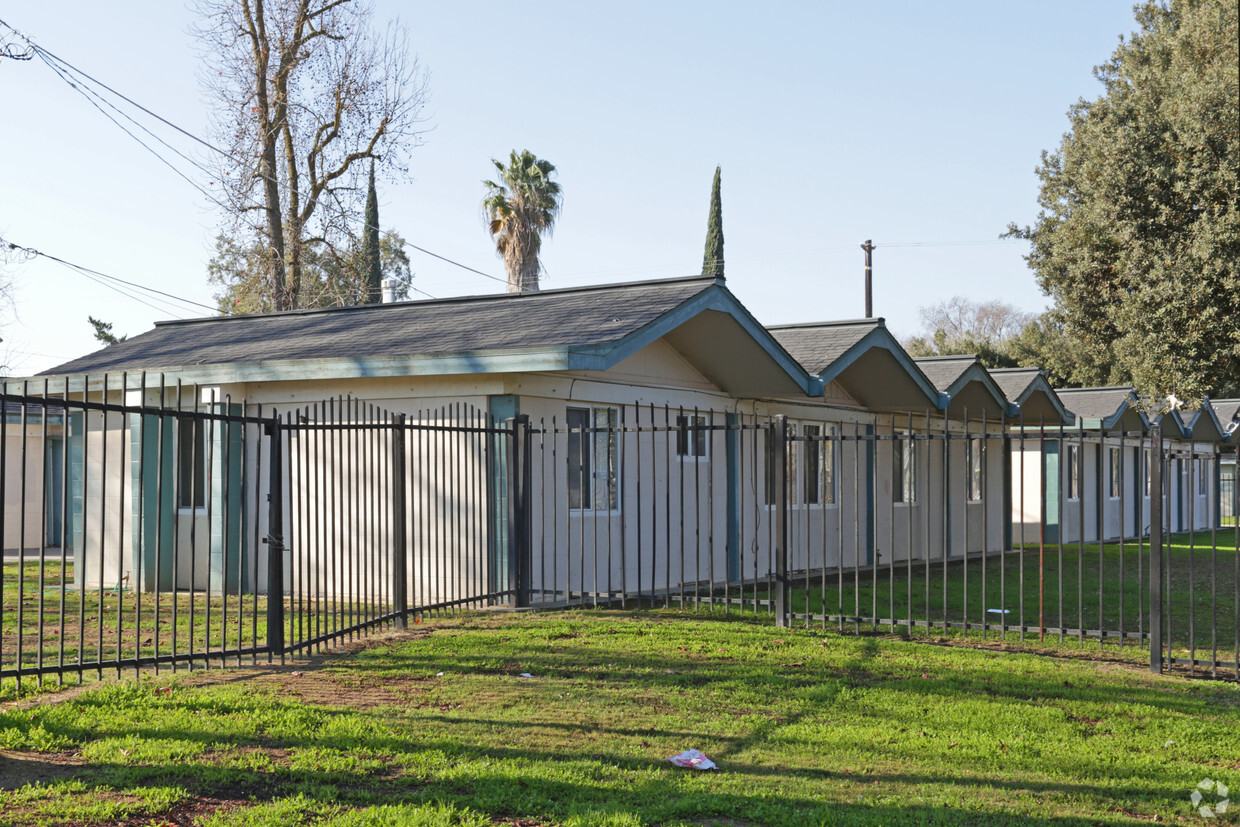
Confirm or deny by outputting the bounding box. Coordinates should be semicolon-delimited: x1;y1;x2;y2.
0;1;1140;377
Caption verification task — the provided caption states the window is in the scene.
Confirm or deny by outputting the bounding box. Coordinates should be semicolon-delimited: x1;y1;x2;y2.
1143;449;1151;497
1067;443;1080;501
764;420;837;507
675;414;709;460
1198;457;1209;495
1109;448;1121;499
567;406;618;511
893;430;917;504
177;418;206;510
801;424;837;506
966;437;984;502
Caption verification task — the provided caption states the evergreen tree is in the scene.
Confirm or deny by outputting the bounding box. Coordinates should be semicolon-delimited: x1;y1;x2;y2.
702;166;724;277
363;162;382;303
88;316;126;347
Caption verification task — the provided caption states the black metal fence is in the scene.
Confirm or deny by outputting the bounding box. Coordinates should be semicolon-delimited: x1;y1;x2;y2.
3;385;1238;692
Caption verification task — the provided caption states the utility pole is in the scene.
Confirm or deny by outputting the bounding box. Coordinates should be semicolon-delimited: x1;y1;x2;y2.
860;240;875;317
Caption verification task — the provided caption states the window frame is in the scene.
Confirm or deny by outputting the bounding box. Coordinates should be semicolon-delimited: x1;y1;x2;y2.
893;428;917;505
1066;443;1081;502
966;436;984;503
566;405;620;513
1108;447;1121;500
675;413;710;462
764;419;839;508
177;417;207;512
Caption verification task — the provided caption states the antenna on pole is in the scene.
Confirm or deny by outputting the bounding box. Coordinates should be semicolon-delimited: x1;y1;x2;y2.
860;240;875;317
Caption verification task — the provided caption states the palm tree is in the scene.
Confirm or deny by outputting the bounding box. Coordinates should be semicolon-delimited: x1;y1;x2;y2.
483;150;562;292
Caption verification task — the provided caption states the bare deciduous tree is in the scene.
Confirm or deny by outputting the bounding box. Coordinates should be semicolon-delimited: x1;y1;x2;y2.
195;0;429;311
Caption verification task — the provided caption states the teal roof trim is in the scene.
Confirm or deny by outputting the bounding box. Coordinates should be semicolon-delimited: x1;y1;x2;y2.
571;283;815;395
818;328;945;409
941;362;1010;415
1008;374;1073;424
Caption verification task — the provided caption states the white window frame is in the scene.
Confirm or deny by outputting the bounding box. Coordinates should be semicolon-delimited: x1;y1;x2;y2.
566;405;620;513
1108;447;1121;501
675;413;710;462
1066;443;1081;502
764;419;839;508
798;422;838;508
893;428;917;505
966;436;984;503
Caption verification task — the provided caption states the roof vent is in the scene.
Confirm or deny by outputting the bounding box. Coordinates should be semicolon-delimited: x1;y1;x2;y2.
381;277;399;304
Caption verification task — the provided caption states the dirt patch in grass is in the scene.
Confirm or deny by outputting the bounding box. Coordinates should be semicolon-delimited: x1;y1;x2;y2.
0;749;85;791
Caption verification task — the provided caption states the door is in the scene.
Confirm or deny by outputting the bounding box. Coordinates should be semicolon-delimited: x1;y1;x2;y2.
1042;441;1060;544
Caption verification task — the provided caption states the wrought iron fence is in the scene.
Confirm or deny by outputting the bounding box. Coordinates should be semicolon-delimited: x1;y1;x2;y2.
3;384;1238;692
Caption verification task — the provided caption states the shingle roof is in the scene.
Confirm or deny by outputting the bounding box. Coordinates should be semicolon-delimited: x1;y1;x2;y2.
1211;399;1240;430
766;320;883;375
1054;386;1135;421
988;368;1043;402
42;277;718;376
912;355;979;392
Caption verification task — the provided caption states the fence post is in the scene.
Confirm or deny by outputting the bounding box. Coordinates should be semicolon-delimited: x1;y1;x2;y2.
266;414;285;660
772;415;789;628
507;415;532;607
391;413;408;628
1149;424;1163;674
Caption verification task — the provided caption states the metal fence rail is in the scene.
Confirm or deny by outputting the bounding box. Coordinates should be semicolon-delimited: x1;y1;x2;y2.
3;386;1238;690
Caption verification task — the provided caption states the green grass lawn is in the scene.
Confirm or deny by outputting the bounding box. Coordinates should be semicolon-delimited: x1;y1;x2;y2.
777;529;1240;672
2;560;392;695
2;608;1239;826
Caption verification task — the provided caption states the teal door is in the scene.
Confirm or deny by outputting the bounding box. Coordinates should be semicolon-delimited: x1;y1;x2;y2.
1042;441;1060;543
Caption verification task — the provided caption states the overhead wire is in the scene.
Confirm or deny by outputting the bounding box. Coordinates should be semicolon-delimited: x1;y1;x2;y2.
2;19;508;293
1;236;216;317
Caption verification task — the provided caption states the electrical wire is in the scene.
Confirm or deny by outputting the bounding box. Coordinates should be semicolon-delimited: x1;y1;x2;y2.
1;236;216;316
3;19;508;289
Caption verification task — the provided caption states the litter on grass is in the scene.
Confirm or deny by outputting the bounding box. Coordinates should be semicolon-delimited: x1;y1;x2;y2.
518;672;534;679
666;749;717;770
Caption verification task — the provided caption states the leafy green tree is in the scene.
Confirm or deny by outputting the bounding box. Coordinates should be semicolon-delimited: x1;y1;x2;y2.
88;316;126;346
363;162;382;304
702;166;724;277
1006;0;1239;404
209;230;413;315
1006;311;1129;389
483;150;562;293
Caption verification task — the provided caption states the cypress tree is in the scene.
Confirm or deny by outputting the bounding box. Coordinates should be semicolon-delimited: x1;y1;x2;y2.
702;166;724;278
363;161;382;303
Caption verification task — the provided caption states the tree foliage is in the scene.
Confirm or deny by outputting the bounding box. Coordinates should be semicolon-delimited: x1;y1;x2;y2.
195;0;429;311
1007;0;1239;403
903;297;1129;388
483;150;562;293
363;162;382;304
702;166;724;277
903;297;1033;368
88;316;126;347
208;229;412;315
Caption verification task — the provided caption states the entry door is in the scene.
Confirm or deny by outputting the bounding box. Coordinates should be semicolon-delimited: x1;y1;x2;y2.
1042;442;1060;544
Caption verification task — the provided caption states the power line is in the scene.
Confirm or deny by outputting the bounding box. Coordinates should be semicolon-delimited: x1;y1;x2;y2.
2;18;509;289
1;236;216;315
